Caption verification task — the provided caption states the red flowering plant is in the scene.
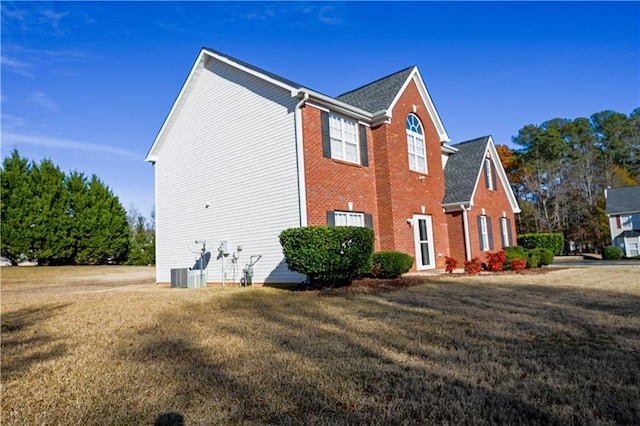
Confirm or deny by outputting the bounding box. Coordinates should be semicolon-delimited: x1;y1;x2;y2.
486;250;506;272
444;256;458;273
510;258;527;271
464;257;483;275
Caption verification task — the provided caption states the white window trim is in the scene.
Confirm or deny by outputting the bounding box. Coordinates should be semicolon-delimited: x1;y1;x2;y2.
485;158;494;190
501;217;510;247
334;211;364;227
626;241;639;257
329;113;360;164
406;114;427;173
480;215;489;251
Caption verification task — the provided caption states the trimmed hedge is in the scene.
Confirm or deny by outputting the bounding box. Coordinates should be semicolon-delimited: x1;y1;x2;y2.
517;233;564;255
371;251;414;278
530;248;554;266
504;246;527;269
603;245;623;260
527;250;540;268
279;226;374;288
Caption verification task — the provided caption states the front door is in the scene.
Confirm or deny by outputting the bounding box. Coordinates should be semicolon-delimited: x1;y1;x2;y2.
413;214;435;270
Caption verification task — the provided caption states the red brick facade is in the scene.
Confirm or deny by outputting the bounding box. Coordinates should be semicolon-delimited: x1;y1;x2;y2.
301;79;517;271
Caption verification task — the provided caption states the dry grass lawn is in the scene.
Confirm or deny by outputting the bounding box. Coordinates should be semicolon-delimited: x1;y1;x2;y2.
2;265;639;425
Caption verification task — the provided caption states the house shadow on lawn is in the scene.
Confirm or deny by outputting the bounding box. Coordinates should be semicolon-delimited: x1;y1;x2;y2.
1;303;70;378
107;279;640;424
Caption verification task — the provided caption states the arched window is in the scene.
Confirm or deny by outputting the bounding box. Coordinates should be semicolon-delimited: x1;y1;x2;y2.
406;114;427;173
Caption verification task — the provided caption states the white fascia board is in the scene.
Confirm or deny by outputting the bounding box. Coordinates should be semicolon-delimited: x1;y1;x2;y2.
443;203;470;212
146;50;209;162
205;48;299;94
386;67;451;143
299;88;372;122
441;142;458;154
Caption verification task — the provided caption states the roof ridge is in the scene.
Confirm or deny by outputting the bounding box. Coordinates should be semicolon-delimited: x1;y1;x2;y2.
453;136;491;146
336;65;415;98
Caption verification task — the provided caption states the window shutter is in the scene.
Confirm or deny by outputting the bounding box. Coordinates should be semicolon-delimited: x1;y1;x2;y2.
616;216;621;229
477;215;484;250
321;111;331;158
364;213;373;229
506;218;513;247
326;211;335;226
487;217;494;250
359;125;369;167
491;161;498;190
484;160;491;189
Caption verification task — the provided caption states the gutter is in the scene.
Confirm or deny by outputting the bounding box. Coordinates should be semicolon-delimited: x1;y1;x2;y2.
294;91;309;227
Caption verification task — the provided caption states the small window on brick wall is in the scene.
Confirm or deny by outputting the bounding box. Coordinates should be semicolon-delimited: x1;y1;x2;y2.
327;211;373;228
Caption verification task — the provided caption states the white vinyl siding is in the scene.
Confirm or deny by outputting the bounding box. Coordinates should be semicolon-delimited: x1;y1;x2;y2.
407;114;427;173
153;57;303;284
329;114;359;164
334;211;364;227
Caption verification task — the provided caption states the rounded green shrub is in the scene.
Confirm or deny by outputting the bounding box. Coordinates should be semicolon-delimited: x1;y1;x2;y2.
504;246;527;270
527;250;540;268
531;248;554;266
603;245;623;260
279;226;374;288
371;251;414;278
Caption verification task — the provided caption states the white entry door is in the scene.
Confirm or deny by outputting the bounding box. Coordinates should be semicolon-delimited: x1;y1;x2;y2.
413;214;435;270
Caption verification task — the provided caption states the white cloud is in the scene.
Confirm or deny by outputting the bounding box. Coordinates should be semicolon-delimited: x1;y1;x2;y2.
1;54;34;78
1;114;26;128
28;91;59;112
2;132;139;160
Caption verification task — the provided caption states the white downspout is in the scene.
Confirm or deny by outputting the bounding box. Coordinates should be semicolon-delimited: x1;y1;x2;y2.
462;205;472;261
294;91;309;227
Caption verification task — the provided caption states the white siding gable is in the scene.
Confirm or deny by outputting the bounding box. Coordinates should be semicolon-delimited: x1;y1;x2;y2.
154;56;303;284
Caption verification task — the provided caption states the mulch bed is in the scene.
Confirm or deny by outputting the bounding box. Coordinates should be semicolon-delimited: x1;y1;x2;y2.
305;267;562;296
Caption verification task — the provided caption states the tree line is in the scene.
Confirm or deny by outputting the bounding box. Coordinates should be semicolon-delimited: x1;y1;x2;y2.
1;149;154;266
498;108;639;252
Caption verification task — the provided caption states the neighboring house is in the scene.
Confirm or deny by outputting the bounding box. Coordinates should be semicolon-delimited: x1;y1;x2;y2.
605;185;640;257
146;47;520;284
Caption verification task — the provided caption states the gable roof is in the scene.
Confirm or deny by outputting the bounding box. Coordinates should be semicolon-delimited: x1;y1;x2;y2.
336;67;415;114
605;185;640;215
443;136;490;205
147;47;451;162
443;136;520;213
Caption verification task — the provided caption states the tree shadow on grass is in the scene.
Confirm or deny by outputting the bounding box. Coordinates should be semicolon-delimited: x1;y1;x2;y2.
95;279;640;425
1;303;70;377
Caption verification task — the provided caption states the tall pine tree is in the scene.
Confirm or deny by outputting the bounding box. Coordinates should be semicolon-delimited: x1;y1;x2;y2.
1;150;33;265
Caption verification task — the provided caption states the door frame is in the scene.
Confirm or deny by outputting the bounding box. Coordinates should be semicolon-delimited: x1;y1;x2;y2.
413;214;436;270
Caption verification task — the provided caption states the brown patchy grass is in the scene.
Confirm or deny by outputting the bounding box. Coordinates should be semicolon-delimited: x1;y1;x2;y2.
1;266;639;425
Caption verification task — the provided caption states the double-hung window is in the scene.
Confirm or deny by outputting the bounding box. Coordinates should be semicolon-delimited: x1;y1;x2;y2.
406;114;427;173
329;114;359;164
478;215;494;251
621;214;640;230
500;217;512;247
334;211;364;227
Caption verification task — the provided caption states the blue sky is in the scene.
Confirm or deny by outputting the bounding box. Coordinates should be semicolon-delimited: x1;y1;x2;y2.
2;1;638;218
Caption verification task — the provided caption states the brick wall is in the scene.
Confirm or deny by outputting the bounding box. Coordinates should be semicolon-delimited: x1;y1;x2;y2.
466;155;518;260
372;79;450;270
446;211;467;261
301;105;380;250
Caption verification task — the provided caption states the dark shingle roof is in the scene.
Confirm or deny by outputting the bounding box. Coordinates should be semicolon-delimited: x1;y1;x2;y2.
605;185;640;215
203;46;304;90
336;66;415;113
443;136;490;205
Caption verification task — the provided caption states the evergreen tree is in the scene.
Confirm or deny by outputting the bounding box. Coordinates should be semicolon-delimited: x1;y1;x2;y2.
29;159;74;265
1;150;33;265
73;175;129;264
